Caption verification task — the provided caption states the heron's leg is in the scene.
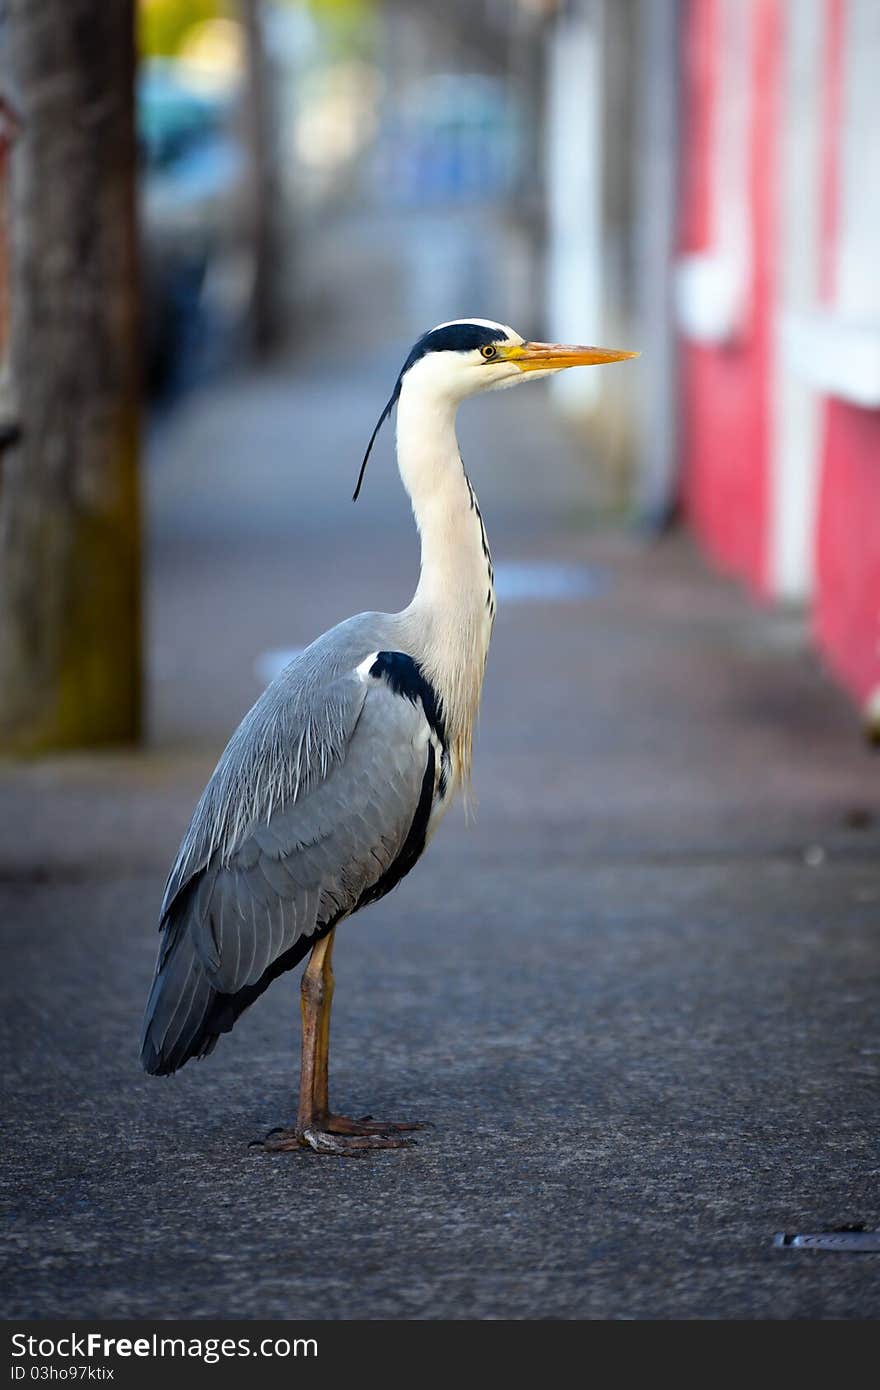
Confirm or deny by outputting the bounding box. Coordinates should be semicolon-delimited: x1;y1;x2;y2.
257;929;423;1156
312;931;419;1135
299;927;335;1128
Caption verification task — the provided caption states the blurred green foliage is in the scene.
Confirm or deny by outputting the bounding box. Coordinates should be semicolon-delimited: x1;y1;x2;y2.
138;0;230;58
138;0;374;60
304;0;376;61
306;0;372;27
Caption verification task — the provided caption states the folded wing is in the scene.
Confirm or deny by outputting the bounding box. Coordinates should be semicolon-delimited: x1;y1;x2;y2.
141;659;436;1074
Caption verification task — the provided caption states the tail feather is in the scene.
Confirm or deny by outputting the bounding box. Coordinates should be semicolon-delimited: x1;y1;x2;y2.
140;917;218;1076
140;900;329;1076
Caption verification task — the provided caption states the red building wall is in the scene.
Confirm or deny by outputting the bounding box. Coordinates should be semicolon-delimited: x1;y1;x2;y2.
816;405;880;702
679;0;880;713
813;0;880;705
679;0;781;597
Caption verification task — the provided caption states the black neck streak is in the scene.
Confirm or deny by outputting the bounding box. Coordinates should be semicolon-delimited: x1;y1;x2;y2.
463;467;495;623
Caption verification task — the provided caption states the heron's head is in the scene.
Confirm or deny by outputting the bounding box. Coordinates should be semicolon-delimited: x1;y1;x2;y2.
353;318;638;499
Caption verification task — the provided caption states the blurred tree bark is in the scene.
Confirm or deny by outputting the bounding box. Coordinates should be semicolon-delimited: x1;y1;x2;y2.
240;0;281;357
0;0;141;751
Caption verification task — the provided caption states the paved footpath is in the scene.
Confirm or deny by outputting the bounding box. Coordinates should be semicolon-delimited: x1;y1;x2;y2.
2;354;879;1319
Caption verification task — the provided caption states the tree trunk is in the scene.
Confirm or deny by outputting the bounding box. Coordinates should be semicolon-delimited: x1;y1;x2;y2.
241;0;280;358
0;0;141;752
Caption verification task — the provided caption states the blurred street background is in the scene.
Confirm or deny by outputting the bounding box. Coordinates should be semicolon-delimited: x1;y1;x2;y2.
1;0;879;1320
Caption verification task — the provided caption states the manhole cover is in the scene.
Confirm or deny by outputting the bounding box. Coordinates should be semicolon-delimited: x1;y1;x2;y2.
774;1229;880;1252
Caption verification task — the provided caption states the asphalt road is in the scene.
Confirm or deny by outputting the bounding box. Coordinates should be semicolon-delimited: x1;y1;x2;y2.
2;355;879;1319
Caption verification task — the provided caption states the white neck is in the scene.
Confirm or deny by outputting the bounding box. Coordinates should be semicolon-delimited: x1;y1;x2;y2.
395;374;495;784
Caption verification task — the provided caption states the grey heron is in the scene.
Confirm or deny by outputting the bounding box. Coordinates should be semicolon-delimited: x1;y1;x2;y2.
141;318;637;1154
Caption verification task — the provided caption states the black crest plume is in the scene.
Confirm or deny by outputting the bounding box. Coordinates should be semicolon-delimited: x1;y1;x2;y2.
352;378;401;502
352;322;502;501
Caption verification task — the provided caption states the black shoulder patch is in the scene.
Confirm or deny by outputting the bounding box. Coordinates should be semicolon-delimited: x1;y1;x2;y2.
356;741;436;911
370;651;446;747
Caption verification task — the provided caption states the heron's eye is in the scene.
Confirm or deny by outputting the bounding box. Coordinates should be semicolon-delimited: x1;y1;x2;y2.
480;344;498;361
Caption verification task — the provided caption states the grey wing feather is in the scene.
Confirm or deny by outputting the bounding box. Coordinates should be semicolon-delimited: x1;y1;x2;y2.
141;652;435;1074
197;708;422;993
160;655;372;919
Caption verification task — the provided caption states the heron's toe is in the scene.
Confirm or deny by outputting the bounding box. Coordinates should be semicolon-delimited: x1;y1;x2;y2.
302;1127;416;1157
248;1126;302;1153
328;1112;429;1136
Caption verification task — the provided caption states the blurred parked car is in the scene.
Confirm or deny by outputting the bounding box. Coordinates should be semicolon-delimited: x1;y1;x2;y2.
138;60;253;396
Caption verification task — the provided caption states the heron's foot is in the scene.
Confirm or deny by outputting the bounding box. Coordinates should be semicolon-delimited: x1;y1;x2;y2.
301;1124;416;1156
250;1113;427;1157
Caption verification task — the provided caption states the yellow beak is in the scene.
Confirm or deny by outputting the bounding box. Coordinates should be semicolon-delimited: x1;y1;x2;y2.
502;342;640;372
